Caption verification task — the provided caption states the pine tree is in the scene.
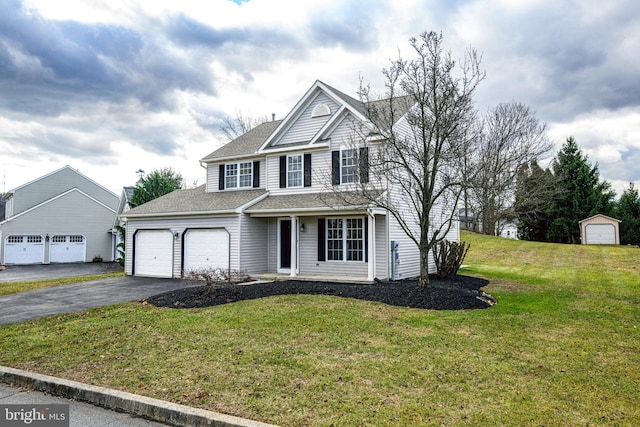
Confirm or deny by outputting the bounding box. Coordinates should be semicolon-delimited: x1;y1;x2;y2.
514;161;555;241
616;182;640;245
547;137;615;243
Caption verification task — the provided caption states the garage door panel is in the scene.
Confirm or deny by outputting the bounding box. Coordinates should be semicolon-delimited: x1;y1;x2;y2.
184;229;229;272
585;224;615;244
4;235;44;264
50;235;86;263
135;230;173;278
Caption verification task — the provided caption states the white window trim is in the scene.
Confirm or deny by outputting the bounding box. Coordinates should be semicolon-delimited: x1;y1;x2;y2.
326;216;365;262
340;149;358;185
225;161;253;189
287;154;303;188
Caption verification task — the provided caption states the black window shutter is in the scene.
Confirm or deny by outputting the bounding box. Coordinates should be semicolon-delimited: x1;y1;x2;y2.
253;161;260;188
364;217;369;263
279;156;286;188
359;147;369;184
331;151;340;185
317;218;326;261
304;153;312;187
218;165;225;190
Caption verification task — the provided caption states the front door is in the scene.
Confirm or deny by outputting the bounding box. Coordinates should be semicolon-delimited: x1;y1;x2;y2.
279;219;291;271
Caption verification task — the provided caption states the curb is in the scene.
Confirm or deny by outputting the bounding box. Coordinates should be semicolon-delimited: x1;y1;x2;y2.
0;366;278;427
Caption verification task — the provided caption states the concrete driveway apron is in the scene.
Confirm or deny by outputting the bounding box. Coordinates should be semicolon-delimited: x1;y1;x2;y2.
0;276;200;325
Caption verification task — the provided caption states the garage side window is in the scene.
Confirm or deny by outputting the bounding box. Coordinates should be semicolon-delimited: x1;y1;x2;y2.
52;236;66;243
7;236;22;244
27;236;42;243
70;235;84;243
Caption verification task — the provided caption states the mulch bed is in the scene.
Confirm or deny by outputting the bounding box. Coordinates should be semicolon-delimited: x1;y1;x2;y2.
143;275;496;311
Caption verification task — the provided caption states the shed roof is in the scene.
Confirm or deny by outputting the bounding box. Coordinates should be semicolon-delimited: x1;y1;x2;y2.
579;214;621;224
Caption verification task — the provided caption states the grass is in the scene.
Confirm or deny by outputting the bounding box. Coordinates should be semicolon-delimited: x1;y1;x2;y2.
1;231;639;425
0;271;124;297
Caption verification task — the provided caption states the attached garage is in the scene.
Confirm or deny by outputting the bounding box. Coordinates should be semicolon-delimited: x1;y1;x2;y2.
50;235;86;263
579;214;620;245
183;228;229;272
134;230;173;277
4;235;44;264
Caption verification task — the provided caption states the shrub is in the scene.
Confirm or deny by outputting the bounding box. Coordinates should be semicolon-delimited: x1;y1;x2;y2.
92;255;103;263
185;267;249;287
433;240;470;278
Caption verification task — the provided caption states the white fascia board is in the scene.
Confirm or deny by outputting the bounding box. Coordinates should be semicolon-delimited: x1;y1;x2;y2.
0;188;116;225
261;142;329;156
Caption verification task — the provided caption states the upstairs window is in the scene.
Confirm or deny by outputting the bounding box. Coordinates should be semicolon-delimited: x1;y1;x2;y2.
332;147;369;185
287;154;303;188
219;161;260;190
279;153;312;188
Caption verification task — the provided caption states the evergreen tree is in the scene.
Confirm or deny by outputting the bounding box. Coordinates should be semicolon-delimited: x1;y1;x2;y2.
547;137;615;243
514;161;555;241
616;182;640;245
130;168;183;208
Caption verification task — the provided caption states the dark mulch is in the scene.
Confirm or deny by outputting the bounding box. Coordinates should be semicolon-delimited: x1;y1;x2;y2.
143;275;496;311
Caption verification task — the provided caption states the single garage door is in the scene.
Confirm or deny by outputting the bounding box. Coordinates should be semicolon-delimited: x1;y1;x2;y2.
4;235;44;264
134;230;173;277
50;235;86;263
183;229;229;273
585;224;615;244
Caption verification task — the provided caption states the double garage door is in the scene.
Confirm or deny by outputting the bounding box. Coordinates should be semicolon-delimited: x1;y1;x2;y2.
134;229;229;278
3;235;85;264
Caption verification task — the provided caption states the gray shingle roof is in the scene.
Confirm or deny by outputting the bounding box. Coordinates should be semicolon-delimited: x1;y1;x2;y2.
245;191;383;214
201;120;283;162
124;185;267;217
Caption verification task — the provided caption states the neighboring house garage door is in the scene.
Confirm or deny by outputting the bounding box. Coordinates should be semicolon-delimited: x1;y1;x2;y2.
50;235;86;263
585;224;615;244
4;235;44;264
183;229;229;272
134;230;173;278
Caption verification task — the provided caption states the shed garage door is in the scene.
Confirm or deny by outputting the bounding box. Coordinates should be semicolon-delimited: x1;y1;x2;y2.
585;224;615;244
4;235;44;264
50;235;86;263
183;229;229;272
134;230;173;277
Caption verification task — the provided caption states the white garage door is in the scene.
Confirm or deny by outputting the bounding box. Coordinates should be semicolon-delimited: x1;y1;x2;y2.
4;235;44;264
585;224;615;244
183;229;229;272
50;235;86;263
134;230;173;277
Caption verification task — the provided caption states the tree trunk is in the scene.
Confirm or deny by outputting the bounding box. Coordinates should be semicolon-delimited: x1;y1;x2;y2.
418;242;431;288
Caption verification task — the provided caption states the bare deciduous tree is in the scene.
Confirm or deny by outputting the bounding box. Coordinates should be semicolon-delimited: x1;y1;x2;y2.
470;102;552;235
219;109;269;141
350;31;484;288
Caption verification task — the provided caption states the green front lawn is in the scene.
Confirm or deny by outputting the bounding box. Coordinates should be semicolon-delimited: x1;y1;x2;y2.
1;231;638;426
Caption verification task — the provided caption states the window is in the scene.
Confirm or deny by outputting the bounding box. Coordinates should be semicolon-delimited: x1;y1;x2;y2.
52;235;66;243
332;148;369;185
224;162;253;189
287;155;303;187
7;236;22;244
325;217;365;262
341;149;358;184
70;235;84;243
27;235;42;243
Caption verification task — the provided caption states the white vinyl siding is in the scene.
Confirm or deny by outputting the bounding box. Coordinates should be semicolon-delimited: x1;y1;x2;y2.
275;93;340;146
206;160;264;193
239;215;268;274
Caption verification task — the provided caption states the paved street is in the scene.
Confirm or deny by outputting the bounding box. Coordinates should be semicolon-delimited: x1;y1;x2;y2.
0;262;122;283
0;383;168;426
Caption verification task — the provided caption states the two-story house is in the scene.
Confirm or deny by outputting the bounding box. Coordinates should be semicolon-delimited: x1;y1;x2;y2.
1;166;119;264
123;80;459;281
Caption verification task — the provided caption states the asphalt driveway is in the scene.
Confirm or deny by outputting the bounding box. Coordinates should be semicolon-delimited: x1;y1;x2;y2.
0;265;200;325
0;262;123;283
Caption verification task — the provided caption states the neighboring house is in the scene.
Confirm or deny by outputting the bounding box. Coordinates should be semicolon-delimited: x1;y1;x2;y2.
0;196;5;222
579;214;620;245
123;80;459;281
497;222;518;240
0;166;119;264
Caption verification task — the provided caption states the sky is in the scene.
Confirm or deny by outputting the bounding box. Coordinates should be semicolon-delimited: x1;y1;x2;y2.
1;0;639;197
